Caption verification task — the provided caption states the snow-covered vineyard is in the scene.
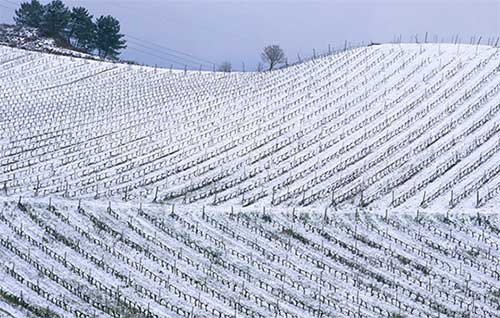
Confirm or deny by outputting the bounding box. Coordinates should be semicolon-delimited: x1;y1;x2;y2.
0;198;499;318
1;42;500;317
1;43;500;210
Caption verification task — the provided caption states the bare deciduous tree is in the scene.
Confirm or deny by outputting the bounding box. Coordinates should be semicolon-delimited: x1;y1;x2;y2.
261;44;286;71
218;61;232;72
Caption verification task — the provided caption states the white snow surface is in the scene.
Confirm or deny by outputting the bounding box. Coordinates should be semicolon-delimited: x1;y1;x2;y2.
0;197;499;318
1;43;500;212
0;43;500;317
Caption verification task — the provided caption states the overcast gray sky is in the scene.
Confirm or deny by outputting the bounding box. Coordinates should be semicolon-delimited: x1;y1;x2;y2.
1;0;499;70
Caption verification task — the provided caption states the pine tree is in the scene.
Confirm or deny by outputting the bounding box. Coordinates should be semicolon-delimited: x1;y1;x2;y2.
14;0;44;28
40;0;70;39
67;7;95;52
95;15;126;59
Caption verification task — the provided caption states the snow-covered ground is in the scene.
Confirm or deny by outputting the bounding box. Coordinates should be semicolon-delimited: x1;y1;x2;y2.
0;43;499;317
0;197;498;318
0;24;101;61
0;42;499;212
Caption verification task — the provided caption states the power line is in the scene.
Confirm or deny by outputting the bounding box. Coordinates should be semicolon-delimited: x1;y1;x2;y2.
0;3;15;11
125;34;216;66
126;44;202;69
0;0;19;5
0;0;16;8
35;18;207;68
125;37;212;68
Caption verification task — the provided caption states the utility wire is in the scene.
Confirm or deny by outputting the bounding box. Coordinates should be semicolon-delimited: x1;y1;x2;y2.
0;0;19;5
125;34;216;66
126;45;202;69
126;37;211;68
56;19;210;68
0;0;16;9
0;4;15;12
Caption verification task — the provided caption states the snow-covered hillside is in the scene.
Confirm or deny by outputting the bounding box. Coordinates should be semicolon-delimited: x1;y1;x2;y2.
0;198;498;318
0;25;100;61
0;43;500;318
1;43;499;211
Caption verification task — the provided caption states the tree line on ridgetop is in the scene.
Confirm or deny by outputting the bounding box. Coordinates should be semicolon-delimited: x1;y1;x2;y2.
14;0;126;59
